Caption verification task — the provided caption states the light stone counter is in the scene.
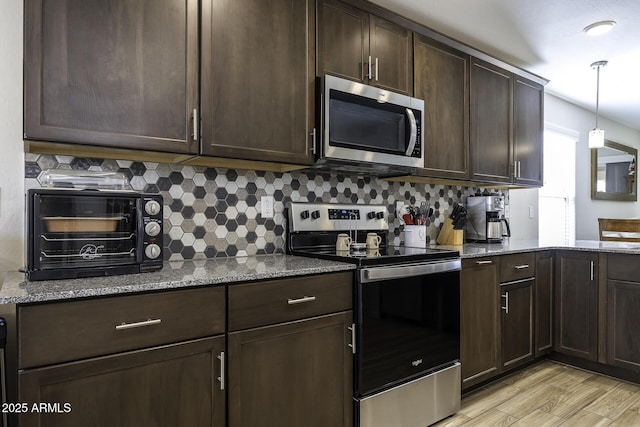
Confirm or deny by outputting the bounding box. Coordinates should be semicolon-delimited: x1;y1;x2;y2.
0;255;356;304
433;238;640;258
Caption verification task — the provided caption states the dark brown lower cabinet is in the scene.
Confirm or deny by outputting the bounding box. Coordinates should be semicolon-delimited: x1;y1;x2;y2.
460;257;500;389
535;251;554;356
18;337;225;427
606;253;640;370
554;251;599;361
228;312;353;427
500;279;534;369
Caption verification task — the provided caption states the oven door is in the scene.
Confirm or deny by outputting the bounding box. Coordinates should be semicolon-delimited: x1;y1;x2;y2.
356;259;461;397
323;75;424;169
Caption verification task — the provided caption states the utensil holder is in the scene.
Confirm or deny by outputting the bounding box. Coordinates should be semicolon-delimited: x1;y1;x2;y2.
436;218;463;245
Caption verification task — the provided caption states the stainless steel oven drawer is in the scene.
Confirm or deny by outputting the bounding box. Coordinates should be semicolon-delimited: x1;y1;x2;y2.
358;362;461;427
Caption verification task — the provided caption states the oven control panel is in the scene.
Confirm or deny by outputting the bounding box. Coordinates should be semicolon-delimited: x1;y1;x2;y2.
288;203;388;233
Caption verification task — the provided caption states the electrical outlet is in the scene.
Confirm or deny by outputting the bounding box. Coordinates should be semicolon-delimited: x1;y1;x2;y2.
529;206;535;219
261;196;274;219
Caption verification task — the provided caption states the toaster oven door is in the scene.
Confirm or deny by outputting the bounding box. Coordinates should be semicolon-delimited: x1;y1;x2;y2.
29;192;141;274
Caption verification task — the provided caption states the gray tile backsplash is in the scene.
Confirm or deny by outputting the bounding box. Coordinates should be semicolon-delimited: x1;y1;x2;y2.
25;154;506;260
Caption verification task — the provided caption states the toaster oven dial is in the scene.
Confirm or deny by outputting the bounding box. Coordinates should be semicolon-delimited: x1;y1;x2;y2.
145;221;161;237
145;243;161;259
144;200;161;216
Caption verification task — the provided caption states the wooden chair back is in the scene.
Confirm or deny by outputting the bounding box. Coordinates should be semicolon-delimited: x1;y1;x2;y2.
598;218;640;242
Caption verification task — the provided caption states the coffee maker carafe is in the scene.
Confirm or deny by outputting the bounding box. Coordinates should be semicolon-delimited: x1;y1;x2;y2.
466;195;511;243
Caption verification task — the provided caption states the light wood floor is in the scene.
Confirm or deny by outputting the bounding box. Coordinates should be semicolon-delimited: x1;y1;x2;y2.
434;361;640;426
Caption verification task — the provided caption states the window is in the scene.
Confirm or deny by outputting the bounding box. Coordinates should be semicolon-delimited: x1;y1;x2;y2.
539;126;578;243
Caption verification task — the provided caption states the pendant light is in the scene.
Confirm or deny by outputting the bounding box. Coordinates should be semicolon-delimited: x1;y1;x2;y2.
588;60;608;149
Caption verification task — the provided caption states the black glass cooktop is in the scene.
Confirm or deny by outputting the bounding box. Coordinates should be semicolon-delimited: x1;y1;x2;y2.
291;245;459;266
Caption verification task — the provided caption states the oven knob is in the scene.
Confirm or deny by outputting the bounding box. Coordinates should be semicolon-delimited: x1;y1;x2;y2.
376;211;385;220
300;210;310;220
145;221;161;237
367;211;376;220
145;200;161;216
311;210;321;220
145;243;161;259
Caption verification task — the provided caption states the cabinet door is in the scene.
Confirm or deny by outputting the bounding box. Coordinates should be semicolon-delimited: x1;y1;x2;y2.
414;35;469;180
19;337;225;427
607;279;640;370
201;0;315;165
501;279;534;369
470;58;512;183
514;76;544;186
24;0;199;153
554;251;598;361
460;258;500;389
317;0;369;83
535;251;554;356
369;16;413;95
228;312;353;427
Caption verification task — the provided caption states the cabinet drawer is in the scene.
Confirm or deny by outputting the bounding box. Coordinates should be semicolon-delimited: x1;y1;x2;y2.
229;272;353;331
19;286;225;369
500;253;535;282
607;254;639;282
462;257;497;270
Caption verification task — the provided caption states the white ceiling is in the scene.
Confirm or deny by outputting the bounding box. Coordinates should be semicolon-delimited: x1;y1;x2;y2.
370;0;640;131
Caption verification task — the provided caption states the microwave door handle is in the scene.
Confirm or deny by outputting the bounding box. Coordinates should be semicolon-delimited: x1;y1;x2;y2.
405;108;417;156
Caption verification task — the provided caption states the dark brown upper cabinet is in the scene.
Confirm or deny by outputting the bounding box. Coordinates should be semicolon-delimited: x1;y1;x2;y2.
24;0;199;154
200;0;315;165
514;76;544;186
318;0;413;95
470;58;544;186
470;58;513;184
414;35;469;180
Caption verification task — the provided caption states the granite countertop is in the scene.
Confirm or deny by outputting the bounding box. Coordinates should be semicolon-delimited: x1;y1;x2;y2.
435;238;640;258
4;239;640;305
0;254;356;304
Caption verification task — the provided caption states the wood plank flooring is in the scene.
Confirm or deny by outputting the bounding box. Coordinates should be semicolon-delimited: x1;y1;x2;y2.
434;361;640;426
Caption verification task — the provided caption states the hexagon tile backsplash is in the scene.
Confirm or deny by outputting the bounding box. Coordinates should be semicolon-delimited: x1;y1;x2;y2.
25;154;506;261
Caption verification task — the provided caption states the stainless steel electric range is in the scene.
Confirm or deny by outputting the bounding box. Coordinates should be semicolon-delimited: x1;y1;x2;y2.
287;202;462;427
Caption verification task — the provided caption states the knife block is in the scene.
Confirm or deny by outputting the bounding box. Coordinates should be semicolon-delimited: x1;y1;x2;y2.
436;218;463;245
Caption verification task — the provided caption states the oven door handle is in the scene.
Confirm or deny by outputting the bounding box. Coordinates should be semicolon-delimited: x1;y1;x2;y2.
360;259;461;283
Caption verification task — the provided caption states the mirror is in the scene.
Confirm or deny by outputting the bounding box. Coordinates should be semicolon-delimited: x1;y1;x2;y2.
591;140;637;201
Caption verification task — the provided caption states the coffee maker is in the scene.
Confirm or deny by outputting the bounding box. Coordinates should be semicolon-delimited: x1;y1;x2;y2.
465;195;511;243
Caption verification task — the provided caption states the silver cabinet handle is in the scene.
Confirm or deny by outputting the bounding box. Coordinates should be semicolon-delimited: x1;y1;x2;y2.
367;55;372;79
348;323;356;354
287;296;316;305
590;260;595;281
476;260;493;265
375;57;379;81
217;352;225;390
514;264;530;270
404;108;417;156
501;292;509;314
518;161;522;178
192;108;198;141
115;318;161;331
309;128;316;154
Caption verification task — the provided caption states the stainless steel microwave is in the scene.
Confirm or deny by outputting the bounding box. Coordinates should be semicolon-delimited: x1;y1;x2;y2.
314;75;424;175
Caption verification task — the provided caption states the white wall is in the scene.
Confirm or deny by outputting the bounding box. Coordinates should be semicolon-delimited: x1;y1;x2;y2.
0;0;24;281
510;93;640;241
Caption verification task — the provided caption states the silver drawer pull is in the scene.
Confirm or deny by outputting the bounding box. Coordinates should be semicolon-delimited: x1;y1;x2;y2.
476;260;493;265
287;296;316;305
514;264;530;269
217;352;225;390
115;318;162;331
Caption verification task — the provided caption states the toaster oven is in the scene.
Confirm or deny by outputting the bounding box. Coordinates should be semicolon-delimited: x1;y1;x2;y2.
25;189;163;281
